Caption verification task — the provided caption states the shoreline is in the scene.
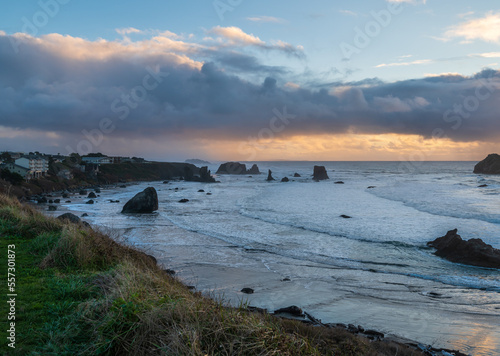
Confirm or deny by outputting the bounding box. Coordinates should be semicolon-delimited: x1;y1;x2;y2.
35;180;484;356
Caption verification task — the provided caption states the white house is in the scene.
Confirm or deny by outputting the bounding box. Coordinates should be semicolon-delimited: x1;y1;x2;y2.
1;163;31;178
81;156;113;164
15;156;49;180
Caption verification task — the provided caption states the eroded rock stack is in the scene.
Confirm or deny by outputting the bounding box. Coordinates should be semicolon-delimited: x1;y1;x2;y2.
474;154;500;174
121;187;159;214
313;166;329;181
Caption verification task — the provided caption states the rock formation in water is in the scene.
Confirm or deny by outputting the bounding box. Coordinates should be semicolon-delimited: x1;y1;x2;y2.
216;162;248;174
313;166;329;181
266;170;275;181
281;177;289;182
293;173;301;177
427;229;500;269
121;187;159;213
247;164;261;174
474;154;500;174
216;162;260;175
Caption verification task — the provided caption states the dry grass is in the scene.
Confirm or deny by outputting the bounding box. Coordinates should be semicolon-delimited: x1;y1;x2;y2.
0;194;424;355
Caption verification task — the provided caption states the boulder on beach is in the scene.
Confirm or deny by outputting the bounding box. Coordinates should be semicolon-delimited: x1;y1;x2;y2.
241;288;254;294
48;205;57;211
88;192;97;199
281;177;289;182
274;306;304;317
313;166;329;181
474;153;500;174
266;169;275;181
247;164;261;175
216;162;247;175
86;200;94;204
121;187;159;214
427;229;500;269
293;173;301;177
57;213;81;224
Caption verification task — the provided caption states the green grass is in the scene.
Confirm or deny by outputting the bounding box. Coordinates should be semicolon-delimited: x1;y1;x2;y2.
0;195;424;355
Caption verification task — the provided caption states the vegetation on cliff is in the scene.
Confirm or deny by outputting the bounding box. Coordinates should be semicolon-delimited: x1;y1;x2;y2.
0;195;422;355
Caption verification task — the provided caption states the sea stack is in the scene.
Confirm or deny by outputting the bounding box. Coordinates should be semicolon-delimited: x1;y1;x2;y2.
216;162;247;175
313;166;329;181
121;187;159;214
474;154;500;174
247;164;261;174
266;170;275;181
427;229;500;269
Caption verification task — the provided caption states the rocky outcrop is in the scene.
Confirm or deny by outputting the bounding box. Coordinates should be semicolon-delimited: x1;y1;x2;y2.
313;166;329;181
474;154;500;174
121;187;159;214
57;213;81;224
217;162;247;175
216;162;260;175
266;170;275;181
88;192;97;199
427;229;500;269
247;164;260;174
281;177;289;182
198;166;216;182
293;173;301;177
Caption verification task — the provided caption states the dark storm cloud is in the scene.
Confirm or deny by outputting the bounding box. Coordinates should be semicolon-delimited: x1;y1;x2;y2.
1;33;500;145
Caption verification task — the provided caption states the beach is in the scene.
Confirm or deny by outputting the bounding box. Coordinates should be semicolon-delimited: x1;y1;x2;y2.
43;161;500;356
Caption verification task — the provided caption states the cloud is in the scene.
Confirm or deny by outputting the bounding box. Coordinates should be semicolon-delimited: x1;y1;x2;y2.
206;26;304;58
1;32;500;159
116;27;143;35
339;10;358;17
375;59;432;68
247;16;286;24
444;12;500;43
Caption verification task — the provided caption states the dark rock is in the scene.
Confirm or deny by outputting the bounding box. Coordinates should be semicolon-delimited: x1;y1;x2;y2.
119;185;127;188
198;189;205;192
206;193;212;195
281;277;291;282
48;205;57;211
313;166;329;181
281;177;289;182
95;188;101;193
54;199;60;203
178;199;189;203
347;324;359;333
62;193;69;198
48;200;53;204
121;187;159;213
86;200;94;204
57;213;80;224
474;154;500;174
427;229;500;268
183;166;194;181
247;306;267;314
293;173;301;177
216;162;247;175
187;285;196;290
247;164;260;174
357;325;365;333
340;215;352;219
164;269;176;276
88;192;97;199
163;181;169;184
367;186;376;189
197;166;216;182
334;181;344;184
241;288;254;294
82;213;88;217
274;306;304;317
266;169;275;181
363;329;384;339
109;200;120;203
37;197;47;204
79;189;87;195
478;184;488;187
65;200;71;203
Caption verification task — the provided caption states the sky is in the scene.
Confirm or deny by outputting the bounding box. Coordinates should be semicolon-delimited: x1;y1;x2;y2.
0;0;499;161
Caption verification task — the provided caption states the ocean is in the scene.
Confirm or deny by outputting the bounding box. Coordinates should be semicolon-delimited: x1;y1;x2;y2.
45;161;500;356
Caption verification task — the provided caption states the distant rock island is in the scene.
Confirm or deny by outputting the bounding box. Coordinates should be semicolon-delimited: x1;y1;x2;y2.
185;159;211;165
216;162;260;175
474;153;500;174
313;166;329;181
427;229;500;269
